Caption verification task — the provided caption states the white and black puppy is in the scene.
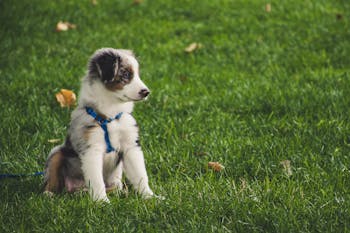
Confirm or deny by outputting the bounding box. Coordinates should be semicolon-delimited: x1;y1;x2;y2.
44;48;157;202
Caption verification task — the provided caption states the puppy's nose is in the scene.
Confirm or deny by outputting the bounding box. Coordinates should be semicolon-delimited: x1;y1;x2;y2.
139;89;150;98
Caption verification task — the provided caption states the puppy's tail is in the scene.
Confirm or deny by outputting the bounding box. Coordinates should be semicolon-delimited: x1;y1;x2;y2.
43;146;65;193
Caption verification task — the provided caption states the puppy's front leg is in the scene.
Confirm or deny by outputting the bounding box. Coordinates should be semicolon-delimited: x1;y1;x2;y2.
81;148;109;202
123;147;154;198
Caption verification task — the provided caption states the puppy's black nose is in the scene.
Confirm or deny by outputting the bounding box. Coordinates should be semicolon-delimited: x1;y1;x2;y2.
139;89;150;98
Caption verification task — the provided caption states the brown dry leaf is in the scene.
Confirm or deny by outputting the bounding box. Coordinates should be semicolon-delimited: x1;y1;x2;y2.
240;178;247;191
194;151;209;157
56;21;77;32
184;42;202;53
179;75;188;84
55;89;76;107
265;3;271;12
336;13;343;20
208;161;225;172
48;139;61;143
133;0;144;5
280;160;292;176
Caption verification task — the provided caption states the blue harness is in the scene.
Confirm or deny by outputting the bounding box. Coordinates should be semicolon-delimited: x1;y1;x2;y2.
85;107;123;153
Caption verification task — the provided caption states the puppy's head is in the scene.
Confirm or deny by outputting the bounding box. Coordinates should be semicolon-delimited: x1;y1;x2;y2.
88;48;150;102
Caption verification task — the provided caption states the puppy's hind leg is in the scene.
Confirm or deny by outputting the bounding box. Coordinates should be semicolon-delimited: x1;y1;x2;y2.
43;146;65;195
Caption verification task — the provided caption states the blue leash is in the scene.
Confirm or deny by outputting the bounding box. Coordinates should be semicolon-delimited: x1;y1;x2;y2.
0;171;44;179
85;106;123;153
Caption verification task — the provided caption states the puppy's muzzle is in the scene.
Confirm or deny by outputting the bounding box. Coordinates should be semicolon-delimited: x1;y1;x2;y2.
139;88;150;98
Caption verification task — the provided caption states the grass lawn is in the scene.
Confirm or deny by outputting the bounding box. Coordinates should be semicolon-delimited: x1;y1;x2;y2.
1;0;350;232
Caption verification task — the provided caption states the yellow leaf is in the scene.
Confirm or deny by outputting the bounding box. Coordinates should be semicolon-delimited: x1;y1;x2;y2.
280;160;292;176
55;89;76;107
48;139;61;143
265;3;271;12
184;42;202;53
56;21;77;32
208;161;225;172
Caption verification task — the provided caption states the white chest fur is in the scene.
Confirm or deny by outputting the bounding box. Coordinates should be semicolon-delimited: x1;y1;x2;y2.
102;113;138;167
108;113;138;150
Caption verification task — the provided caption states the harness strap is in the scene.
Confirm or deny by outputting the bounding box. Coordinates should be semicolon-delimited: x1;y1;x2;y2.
85;107;123;153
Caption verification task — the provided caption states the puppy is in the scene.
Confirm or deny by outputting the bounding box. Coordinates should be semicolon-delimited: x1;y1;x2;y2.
44;48;156;202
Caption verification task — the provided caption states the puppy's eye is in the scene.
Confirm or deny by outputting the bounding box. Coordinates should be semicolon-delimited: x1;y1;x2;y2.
119;69;132;81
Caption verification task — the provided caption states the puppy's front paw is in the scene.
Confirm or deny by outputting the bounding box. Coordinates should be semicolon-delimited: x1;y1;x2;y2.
90;190;110;203
94;195;110;203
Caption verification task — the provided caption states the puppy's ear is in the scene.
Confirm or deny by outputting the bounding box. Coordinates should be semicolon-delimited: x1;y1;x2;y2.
119;49;135;57
89;51;120;83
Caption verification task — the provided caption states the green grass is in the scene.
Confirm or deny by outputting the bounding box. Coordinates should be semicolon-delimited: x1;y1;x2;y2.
1;0;350;232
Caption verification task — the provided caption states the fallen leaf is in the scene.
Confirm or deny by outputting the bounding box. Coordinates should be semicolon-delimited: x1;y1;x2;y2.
133;0;144;5
179;75;188;84
265;3;271;13
184;42;202;53
208;161;225;172
194;151;209;157
240;178;247;191
91;0;98;5
56;21;77;32
48;139;61;143
280;160;292;176
55;89;76;107
336;13;343;20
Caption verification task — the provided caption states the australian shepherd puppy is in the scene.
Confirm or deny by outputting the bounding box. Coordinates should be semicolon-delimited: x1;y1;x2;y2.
44;48;157;202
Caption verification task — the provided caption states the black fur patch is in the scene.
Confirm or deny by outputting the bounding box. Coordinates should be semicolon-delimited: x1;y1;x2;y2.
89;51;120;82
